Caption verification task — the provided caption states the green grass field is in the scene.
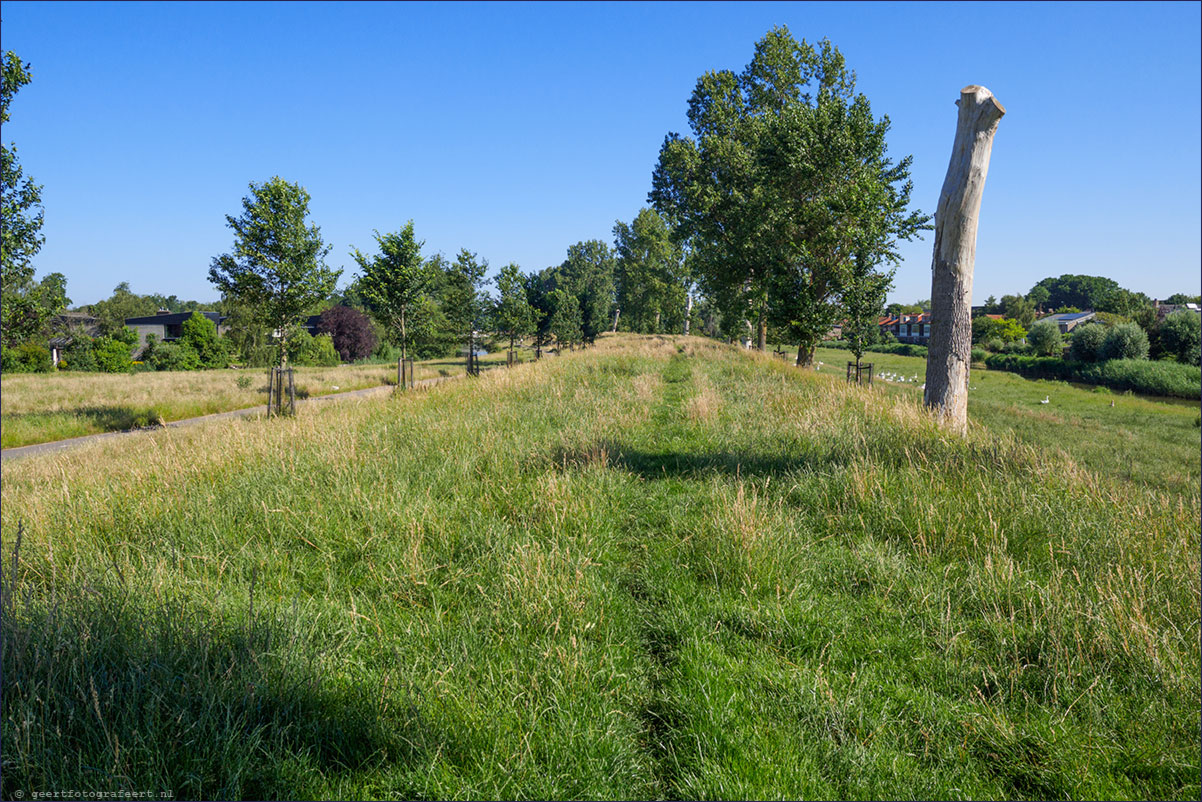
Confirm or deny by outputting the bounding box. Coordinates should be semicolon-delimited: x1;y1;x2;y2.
0;350;523;450
2;335;1198;799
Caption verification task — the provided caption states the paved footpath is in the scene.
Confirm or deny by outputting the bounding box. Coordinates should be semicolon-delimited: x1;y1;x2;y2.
1;373;463;463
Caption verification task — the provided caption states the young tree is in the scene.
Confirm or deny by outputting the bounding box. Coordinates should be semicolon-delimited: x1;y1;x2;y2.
351;222;428;364
525;267;558;358
1;51;65;350
492;263;535;363
441;249;488;358
841;252;891;375
208;177;339;367
548;289;582;351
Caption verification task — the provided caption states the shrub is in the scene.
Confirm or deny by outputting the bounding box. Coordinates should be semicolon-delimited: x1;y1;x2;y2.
984;337;1004;353
145;341;202;372
180;312;229;368
1027;320;1063;357
1159;310;1201;365
983;353;1200;399
1;342;54;373
970;347;987;364
316;306;376;362
1101;322;1149;361
294;332;339;367
1069;323;1106;362
1001;341;1033;355
61;337;98;371
971;315;1005;344
92;337;133;373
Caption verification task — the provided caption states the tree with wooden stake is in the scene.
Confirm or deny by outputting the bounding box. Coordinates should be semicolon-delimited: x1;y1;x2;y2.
924;85;1005;434
492;262;535;367
351;222;429;389
208;177;339;370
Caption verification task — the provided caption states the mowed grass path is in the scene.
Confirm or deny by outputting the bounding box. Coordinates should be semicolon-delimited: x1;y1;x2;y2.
2;336;1198;799
0;351;520;449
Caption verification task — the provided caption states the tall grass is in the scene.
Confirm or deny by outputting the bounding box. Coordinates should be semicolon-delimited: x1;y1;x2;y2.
0;351;524;449
2;335;1198;799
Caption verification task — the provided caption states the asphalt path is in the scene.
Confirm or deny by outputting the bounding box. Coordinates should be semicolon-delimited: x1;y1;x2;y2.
1;373;464;463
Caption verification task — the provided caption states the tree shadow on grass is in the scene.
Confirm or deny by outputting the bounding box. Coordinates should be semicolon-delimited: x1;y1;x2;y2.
0;577;444;799
550;439;848;480
4;405;160;433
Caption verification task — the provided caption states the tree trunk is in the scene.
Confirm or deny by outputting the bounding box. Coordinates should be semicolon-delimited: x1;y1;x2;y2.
756;301;767;352
796;341;816;367
612;308;620;332
924;85;1005;434
654;310;661;333
683;294;693;335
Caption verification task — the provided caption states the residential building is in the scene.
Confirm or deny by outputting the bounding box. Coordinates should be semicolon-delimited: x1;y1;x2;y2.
124;310;225;347
1034;311;1096;333
878;312;931;344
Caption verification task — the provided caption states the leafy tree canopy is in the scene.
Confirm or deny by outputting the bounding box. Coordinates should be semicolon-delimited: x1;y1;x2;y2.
208;177;339;366
651;27;929;361
1;51;62;350
351;221;429;360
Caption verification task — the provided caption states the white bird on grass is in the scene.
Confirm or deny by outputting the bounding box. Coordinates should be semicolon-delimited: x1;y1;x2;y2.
1040;396;1050;404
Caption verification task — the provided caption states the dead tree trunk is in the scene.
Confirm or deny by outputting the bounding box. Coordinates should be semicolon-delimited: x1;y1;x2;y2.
683;293;693;335
924;85;1005;434
612;308;620;332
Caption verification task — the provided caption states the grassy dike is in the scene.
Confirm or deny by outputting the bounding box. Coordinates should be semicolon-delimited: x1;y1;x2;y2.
1;336;1198;799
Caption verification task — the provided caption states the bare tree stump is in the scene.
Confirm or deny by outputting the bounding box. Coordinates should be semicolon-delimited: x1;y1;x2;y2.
924;85;1005;434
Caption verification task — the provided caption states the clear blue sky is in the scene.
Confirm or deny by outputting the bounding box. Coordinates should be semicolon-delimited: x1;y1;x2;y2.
3;1;1199;307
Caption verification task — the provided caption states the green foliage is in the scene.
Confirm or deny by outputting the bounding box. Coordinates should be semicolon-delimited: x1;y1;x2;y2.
180;312;228;368
1164;293;1201;306
1;51;57;351
1101;322;1149;361
0;341;52;373
1069;323;1106;362
983;353;1198;398
1000;294;1035;328
208;177;339;366
548;288;583;348
492;263;536;352
440;249;488;350
650;27;928;356
1092;311;1130;328
92;336;133;373
821;340;927;358
612;208;688;334
984;337;1004;353
1030;274;1122;311
557;240;615;343
287;329;339;367
840;252;892;364
971;315;1005;345
1026;320;1063;357
998;318;1027;343
970;347;987;364
1159;310;1201;365
88;282;158;337
351;221;430;360
142;338;202;372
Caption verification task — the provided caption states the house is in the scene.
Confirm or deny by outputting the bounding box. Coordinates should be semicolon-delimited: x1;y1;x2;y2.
46;311;100;367
879;312;931;344
1035;311;1095;333
1153;300;1201;321
124;310;225;347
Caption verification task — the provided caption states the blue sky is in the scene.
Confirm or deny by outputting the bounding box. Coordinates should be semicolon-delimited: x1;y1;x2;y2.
2;1;1199;307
